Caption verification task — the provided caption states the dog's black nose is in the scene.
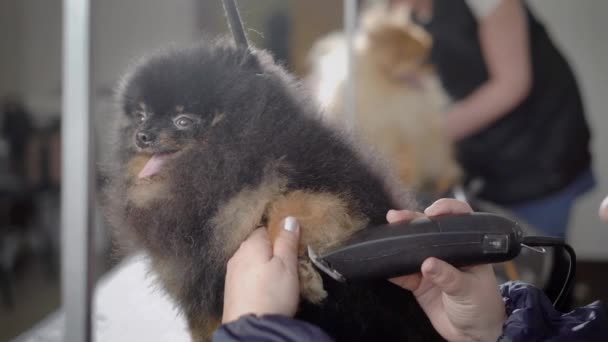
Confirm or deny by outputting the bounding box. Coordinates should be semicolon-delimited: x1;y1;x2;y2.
136;132;155;148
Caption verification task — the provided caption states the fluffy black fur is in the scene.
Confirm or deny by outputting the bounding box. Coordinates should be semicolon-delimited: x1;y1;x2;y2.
104;39;441;341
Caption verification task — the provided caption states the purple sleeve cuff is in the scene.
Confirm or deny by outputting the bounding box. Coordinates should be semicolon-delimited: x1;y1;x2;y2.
212;314;333;342
498;281;607;341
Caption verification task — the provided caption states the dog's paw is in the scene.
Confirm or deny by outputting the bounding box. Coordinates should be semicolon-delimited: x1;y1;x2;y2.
299;259;327;304
266;190;368;304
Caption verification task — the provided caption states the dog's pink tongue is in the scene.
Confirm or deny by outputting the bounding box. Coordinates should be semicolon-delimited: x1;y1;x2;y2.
138;154;168;179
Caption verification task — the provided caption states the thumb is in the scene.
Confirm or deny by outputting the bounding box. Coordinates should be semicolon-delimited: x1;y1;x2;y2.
420;257;470;298
272;216;300;266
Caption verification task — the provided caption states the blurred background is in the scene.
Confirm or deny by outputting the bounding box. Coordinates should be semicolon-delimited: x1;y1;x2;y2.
0;0;607;340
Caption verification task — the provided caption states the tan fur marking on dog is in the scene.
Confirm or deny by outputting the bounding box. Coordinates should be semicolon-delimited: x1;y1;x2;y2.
150;256;185;302
158;132;174;147
125;154;171;207
211;112;225;127
267;191;367;254
127;154;152;178
151;249;220;342
210;174;287;259
266;191;367;303
299;259;328;303
188;315;221;342
176;105;184;113
127;180;170;207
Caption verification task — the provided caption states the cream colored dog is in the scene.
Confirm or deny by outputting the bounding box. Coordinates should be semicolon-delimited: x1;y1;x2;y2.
308;3;461;194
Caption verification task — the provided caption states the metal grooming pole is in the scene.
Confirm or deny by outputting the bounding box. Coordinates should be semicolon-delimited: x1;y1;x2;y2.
222;0;249;48
61;0;95;340
344;0;358;131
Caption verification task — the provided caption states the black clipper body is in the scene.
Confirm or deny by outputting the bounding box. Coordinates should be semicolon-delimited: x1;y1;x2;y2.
308;213;524;282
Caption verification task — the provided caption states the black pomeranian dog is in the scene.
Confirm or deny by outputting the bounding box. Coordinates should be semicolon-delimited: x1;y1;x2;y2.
103;38;442;341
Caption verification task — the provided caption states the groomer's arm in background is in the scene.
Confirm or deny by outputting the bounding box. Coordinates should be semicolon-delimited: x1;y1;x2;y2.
445;0;532;141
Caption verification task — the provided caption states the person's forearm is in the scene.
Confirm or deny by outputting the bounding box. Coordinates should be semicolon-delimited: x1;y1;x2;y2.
446;77;530;141
447;0;532;142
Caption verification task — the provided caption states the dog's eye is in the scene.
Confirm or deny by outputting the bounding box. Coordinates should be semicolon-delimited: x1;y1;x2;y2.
174;115;195;129
135;111;146;123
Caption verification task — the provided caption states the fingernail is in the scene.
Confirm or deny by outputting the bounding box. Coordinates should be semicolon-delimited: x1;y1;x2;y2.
283;216;299;232
425;260;438;275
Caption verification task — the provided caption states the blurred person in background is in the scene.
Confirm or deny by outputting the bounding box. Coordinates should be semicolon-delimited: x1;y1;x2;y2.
391;0;594;240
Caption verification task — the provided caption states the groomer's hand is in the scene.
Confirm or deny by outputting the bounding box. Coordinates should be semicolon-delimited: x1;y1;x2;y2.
222;217;300;323
388;199;506;342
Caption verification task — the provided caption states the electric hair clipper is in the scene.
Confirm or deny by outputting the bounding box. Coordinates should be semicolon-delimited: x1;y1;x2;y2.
307;213;524;282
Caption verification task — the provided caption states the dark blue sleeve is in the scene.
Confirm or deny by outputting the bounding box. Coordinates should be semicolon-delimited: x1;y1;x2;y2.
499;281;608;342
212;314;334;342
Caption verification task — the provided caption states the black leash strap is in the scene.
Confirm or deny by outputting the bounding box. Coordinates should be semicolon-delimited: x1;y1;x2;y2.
222;0;249;48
